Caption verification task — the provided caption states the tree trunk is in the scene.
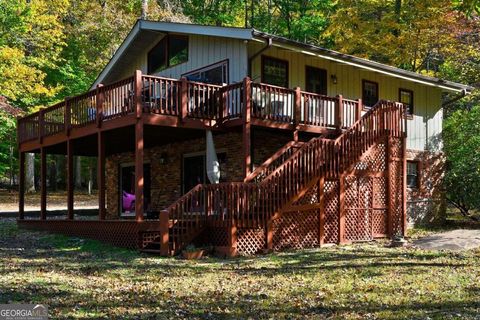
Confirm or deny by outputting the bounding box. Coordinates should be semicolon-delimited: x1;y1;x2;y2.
75;156;82;189
26;153;35;193
49;156;57;191
88;161;93;195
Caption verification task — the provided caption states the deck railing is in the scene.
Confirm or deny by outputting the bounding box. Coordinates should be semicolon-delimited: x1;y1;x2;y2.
17;71;364;143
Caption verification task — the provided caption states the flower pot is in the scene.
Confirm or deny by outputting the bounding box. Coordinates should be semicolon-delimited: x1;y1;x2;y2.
182;249;204;260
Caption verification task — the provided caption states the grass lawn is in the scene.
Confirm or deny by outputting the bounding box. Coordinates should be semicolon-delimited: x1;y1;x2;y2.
1;219;479;319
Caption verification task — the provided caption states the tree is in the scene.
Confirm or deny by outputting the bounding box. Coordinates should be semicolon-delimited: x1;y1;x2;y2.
444;105;480;220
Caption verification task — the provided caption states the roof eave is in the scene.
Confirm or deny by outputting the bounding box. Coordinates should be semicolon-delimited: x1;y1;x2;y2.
252;31;474;94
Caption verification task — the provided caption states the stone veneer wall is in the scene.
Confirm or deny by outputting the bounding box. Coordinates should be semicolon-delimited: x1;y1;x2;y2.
105;129;295;219
106;131;243;219
406;149;446;226
252;128;293;169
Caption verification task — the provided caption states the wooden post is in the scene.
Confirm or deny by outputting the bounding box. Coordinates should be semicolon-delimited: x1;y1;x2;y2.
40;147;47;220
135;118;144;221
67;139;74;220
97;132;106;220
386;137;393;237
38;109;45;144
64;97;71;136
318;176;325;246
159;210;170;256
134;70;143;119
243;77;252;180
19;152;25;220
266;219;273;251
402;134;408;237
228;219;237;257
96;84;104;128
338;175;346;244
180;77;188;122
336;95;343;129
293;87;301;142
356;98;363;122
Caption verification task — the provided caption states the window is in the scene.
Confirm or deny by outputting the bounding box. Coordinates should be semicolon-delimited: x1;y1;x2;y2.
262;56;288;87
147;35;188;74
306;66;327;95
362;80;379;109
407;161;419;189
183;60;229;85
120;164;151;216
399;88;414;116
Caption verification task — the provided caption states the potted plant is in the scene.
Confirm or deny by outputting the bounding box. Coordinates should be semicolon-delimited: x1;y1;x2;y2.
182;244;204;260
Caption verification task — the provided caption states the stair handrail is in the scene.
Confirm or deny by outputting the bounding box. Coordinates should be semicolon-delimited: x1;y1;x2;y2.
163;100;406;254
245;141;304;183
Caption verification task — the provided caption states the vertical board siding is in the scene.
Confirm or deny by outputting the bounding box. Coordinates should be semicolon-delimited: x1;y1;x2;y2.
118;34;248;84
248;43;442;152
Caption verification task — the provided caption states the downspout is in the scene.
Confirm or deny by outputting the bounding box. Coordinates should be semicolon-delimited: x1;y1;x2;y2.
247;37;272;78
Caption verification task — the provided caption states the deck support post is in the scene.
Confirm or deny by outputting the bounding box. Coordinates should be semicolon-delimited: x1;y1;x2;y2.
159;210;170;256
266;220;273;251
97;132;106;220
40;147;47;220
228;219;237;256
242;77;252;180
293;87;301;142
19;152;25;220
386;136;393;237
402;130;407;237
135;119;144;221
67;139;74;220
134;69;144;221
318;176;325;246
338;174;346;244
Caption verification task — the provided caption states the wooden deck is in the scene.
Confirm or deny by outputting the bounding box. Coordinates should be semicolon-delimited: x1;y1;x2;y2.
18;71;362;152
16;70;407;256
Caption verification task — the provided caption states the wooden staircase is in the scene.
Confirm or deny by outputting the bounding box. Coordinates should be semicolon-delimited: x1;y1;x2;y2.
140;100;407;255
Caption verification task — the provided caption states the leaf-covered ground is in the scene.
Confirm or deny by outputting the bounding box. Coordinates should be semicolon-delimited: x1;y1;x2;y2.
1;218;479;319
0;189;97;211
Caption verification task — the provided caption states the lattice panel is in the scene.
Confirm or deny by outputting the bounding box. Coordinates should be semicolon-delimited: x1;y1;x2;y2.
272;210;319;251
353;142;386;172
372;209;387;236
389;137;403;158
17;220;157;249
345;176;373;241
292;183;319;206
389;160;404;236
372;177;387;208
207;227;229;247
236;228;265;255
324;180;339;243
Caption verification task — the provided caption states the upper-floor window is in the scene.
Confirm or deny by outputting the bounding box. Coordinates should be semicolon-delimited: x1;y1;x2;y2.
399;88;414;116
362;80;378;109
148;35;188;74
262;56;288;88
183;60;229;85
306;66;327;95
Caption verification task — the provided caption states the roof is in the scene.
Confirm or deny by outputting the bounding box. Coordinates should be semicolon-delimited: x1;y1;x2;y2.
92;20;474;93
